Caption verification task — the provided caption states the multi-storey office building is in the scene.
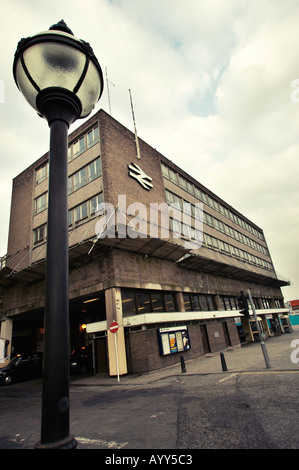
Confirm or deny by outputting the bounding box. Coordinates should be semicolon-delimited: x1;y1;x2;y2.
0;110;290;375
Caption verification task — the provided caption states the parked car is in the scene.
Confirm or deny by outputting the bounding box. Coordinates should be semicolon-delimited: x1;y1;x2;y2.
0;353;43;385
70;345;93;374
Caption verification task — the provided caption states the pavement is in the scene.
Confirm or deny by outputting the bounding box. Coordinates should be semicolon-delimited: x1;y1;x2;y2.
70;325;299;388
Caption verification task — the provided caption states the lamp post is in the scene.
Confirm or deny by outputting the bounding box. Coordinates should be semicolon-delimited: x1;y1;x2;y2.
13;20;104;449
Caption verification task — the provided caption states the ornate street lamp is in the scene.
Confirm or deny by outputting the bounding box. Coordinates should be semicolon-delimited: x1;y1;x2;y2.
13;20;104;449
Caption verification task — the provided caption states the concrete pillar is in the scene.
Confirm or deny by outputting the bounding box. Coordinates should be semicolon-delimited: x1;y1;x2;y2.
105;288;127;376
176;292;185;312
0;319;13;367
261;316;271;338
241;316;254;342
214;294;222;310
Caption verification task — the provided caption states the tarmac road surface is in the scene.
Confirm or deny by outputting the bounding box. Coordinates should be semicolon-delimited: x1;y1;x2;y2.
0;326;298;451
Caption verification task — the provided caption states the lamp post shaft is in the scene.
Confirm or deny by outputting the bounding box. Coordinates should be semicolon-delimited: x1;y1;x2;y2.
38;118;76;449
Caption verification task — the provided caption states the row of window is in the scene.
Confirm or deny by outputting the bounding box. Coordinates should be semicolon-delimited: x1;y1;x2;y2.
68;124;99;162
170;218;203;244
121;290;284;317
183;293;215;312
202;232;273;271
165;189;268;256
33;192;104;244
220;295;284;311
69;192;103;226
34;125;100;186
34;158;102;215
161;162;264;241
121;289;177;317
68;157;102;194
169;216;273;272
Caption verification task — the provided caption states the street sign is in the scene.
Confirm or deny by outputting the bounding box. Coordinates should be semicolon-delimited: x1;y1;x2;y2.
109;321;119;334
109;321;120;382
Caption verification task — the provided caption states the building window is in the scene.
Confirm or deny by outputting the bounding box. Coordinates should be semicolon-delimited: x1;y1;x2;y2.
121;291;136;316
34;192;48;214
73;167;87;192
220;296;238;310
90;193;104;215
74;201;88;223
183;293;215;311
87;125;99;147
151;292;164;312
68;157;102;194
161;162;169;178
160;163;265;241
262;298;272;309
169;168;178;184
164;294;176;312
136;291;151;314
88;157;102;181
69;192;103;226
68;124;99;161
35;162;49;184
33;224;47;244
121;289;177;317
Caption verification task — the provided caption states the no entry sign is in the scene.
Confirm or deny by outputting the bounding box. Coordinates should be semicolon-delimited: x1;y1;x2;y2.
109;321;119;334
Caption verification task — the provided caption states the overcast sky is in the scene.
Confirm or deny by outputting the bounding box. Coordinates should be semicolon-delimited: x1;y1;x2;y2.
0;0;298;301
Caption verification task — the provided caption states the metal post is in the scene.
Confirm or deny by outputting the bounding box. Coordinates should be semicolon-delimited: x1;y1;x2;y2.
220;352;228;371
180;355;186;373
114;332;120;383
35;92;80;449
247;289;271;369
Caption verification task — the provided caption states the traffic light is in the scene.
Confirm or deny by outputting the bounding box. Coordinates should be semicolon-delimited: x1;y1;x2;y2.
237;290;250;318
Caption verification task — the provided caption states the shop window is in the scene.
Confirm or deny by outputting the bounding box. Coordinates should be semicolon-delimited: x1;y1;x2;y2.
183;294;191;312
199;295;209;311
136;292;151;314
121;291;136;317
190;294;200;311
220;296;238;310
151;292;164;312
121;289;177;316
164;294;176;312
206;296;215;310
183;293;215;312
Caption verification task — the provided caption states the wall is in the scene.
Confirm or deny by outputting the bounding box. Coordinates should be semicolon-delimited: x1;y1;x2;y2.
125;319;240;374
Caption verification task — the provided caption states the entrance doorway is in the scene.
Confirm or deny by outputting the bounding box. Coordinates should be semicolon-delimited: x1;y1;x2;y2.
200;324;211;354
222;322;232;347
93;335;108;373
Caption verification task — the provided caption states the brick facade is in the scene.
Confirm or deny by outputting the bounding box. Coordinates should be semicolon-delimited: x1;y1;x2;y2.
0;109;289;374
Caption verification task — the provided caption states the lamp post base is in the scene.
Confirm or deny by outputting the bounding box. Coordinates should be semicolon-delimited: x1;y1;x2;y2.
35;435;77;449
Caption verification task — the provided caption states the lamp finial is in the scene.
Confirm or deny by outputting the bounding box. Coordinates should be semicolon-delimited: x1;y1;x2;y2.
49;20;74;36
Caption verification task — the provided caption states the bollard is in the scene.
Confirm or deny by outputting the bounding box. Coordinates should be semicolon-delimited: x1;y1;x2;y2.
220;352;228;372
180;355;186;373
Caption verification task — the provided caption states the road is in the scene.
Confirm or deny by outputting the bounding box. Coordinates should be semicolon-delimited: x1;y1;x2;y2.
0;369;298;450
